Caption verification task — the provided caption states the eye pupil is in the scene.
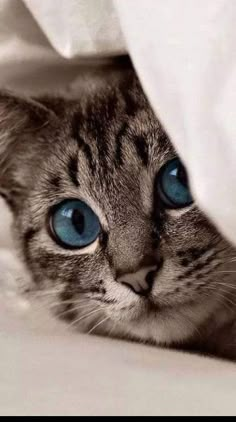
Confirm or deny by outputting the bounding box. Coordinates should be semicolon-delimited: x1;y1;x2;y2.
49;199;100;249
72;210;85;235
157;158;193;209
177;165;188;187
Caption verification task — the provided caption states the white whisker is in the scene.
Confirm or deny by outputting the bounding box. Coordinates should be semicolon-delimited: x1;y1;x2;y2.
108;320;119;337
202;287;236;312
212;281;236;291
218;270;236;273
178;309;203;340
68;307;105;328
88;316;110;334
56;303;98;319
49;299;94;308
227;257;236;263
32;290;60;297
214;290;236;308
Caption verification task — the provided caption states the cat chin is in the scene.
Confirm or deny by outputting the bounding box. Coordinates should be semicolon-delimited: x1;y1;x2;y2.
120;316;196;345
107;300;220;346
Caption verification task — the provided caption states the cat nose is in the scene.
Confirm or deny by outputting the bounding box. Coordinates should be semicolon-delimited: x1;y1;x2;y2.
117;266;157;296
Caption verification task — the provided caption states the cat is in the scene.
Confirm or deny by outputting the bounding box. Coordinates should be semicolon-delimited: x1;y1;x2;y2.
0;66;235;360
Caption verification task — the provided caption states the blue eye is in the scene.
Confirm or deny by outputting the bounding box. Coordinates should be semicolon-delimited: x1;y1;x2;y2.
50;199;101;249
158;158;193;208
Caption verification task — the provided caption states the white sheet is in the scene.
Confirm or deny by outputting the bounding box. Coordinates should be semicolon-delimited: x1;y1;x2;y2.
23;0;125;58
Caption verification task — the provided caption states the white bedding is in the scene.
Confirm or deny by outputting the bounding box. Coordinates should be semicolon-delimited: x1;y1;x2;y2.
1;291;236;416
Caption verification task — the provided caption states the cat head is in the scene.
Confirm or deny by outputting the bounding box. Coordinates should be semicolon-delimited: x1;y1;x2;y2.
0;70;234;345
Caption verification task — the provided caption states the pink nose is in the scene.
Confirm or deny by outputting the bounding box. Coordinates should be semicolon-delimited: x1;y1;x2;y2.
117;266;157;295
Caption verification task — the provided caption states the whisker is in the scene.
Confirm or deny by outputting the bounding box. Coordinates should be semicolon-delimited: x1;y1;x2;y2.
200;283;236;311
218;293;236;307
178;309;203;340
48;299;94;308
55;303;98;319
227;257;236;263
212;281;236;291
44;298;103;314
32;289;63;297
67;307;105;328
207;288;236;308
108;321;119;337
202;289;233;313
88;316;110;335
218;270;236;273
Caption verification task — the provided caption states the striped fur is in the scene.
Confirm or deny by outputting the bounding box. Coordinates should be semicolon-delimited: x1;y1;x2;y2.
0;65;236;360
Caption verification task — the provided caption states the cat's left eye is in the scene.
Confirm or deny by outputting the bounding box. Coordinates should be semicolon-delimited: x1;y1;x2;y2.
49;199;101;249
157;158;193;209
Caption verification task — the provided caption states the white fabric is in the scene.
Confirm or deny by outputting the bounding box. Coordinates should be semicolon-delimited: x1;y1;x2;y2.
116;0;236;245
0;0;236;416
0;0;125;94
24;0;125;58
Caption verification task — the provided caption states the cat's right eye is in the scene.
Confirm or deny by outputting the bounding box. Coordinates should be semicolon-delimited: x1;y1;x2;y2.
49;199;101;249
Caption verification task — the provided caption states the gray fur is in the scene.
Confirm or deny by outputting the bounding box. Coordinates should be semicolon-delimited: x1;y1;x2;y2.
0;66;236;360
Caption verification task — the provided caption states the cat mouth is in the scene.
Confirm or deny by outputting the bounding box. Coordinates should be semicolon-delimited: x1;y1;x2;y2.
122;293;191;321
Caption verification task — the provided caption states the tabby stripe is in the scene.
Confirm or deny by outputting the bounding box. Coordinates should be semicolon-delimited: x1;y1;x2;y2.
177;244;213;260
49;176;61;190
94;125;109;173
71;112;96;174
72;122;96;173
124;90;139;117
68;155;79;187
78;134;96;174
86;102;110;172
120;74;140;117
23;227;40;263
98;98;116;168
115;122;128;166
133;135;149;166
71;111;82;140
178;252;216;280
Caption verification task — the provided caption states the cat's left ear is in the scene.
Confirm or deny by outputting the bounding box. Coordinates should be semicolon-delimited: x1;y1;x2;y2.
0;91;57;211
0;90;56;151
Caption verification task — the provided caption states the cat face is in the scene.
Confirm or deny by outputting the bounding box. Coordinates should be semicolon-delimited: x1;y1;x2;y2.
0;70;234;346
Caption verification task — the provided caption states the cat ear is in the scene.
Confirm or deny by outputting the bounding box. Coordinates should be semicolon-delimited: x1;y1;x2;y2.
0;91;56;211
0;90;56;150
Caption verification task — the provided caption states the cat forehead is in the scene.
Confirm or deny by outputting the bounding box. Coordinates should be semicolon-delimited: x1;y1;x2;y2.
36;73;172;176
42;106;172;197
23;85;174;226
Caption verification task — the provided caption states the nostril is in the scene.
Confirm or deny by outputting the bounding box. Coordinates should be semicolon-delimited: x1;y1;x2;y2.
145;270;156;290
